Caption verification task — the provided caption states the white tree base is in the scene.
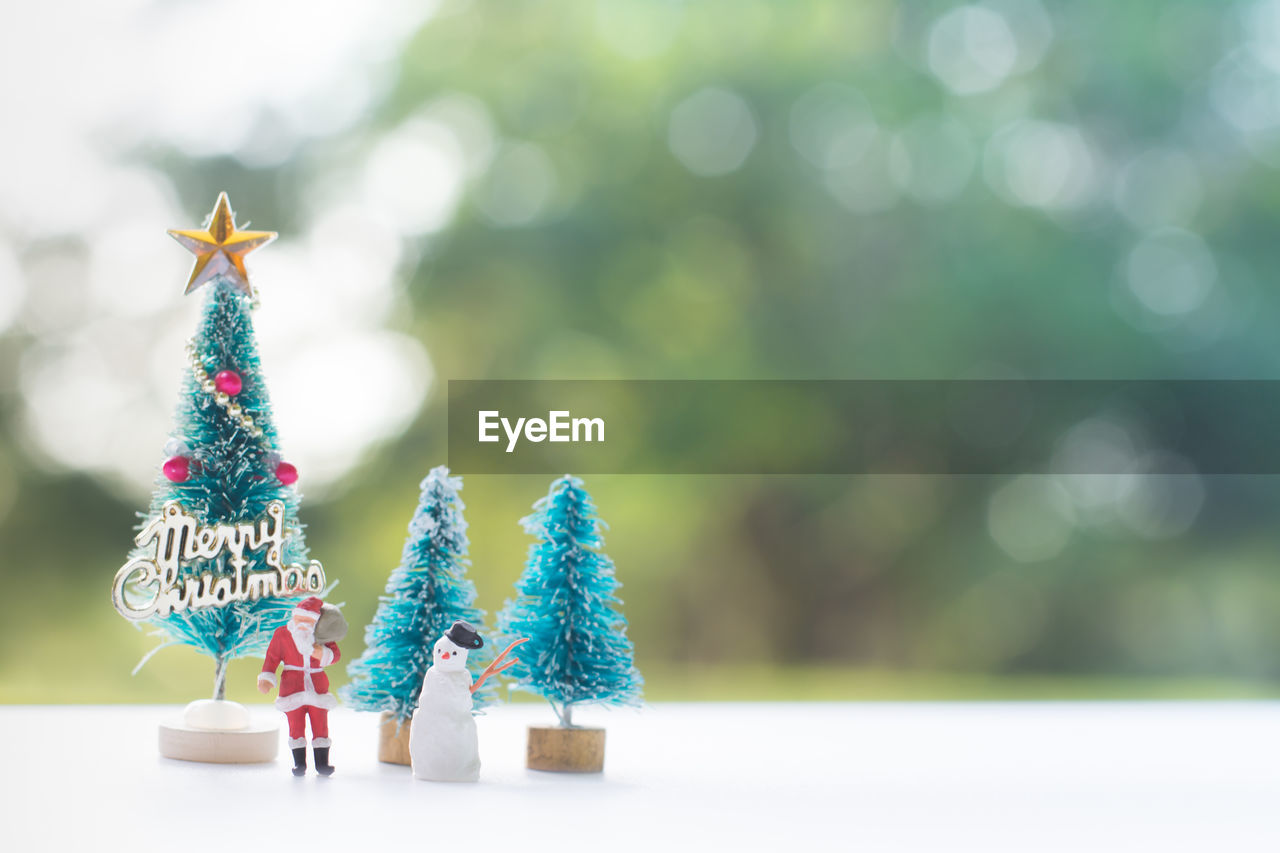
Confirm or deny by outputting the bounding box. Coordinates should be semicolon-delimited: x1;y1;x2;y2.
159;701;278;764
159;721;279;764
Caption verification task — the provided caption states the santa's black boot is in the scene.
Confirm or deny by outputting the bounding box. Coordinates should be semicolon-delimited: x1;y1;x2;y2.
314;746;335;777
291;746;307;777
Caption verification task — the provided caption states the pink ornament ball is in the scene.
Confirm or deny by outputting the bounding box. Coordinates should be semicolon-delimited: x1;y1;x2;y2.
275;462;298;485
214;370;243;396
163;456;191;483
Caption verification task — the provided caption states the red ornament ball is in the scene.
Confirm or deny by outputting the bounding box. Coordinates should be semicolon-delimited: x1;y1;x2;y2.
214;370;242;396
162;456;191;483
275;462;298;485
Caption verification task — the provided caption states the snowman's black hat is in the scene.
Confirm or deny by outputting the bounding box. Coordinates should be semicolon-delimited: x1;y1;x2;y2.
446;620;484;650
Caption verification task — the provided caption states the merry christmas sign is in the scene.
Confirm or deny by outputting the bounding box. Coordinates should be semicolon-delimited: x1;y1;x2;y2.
111;500;325;621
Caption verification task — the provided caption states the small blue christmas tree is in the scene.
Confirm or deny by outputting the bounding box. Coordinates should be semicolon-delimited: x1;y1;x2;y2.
341;466;493;723
498;475;642;727
121;193;312;699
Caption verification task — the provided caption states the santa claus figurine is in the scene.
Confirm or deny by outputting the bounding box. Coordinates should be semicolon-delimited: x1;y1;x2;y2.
258;596;341;776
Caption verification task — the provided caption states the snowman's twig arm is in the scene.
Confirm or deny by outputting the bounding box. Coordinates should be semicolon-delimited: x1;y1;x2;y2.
472;638;528;694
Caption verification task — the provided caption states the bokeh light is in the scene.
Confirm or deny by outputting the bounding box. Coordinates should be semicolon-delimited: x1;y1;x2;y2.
1124;229;1217;318
928;6;1021;95
987;475;1075;562
668;87;759;177
983;120;1096;210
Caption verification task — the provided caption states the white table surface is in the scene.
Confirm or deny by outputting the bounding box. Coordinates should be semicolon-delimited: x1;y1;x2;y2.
2;702;1278;852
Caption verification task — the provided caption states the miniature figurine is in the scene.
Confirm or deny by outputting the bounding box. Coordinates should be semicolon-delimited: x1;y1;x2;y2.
258;596;343;776
409;620;525;782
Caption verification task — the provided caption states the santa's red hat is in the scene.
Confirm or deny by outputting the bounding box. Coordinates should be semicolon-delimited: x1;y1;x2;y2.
294;596;323;618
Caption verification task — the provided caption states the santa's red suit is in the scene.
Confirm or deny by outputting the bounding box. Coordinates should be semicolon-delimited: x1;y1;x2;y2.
258;604;340;750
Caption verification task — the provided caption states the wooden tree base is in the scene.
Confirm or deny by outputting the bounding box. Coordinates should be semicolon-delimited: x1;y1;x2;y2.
158;721;279;764
527;725;606;773
378;711;412;766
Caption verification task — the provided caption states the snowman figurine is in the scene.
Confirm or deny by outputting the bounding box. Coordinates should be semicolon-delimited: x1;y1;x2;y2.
409;620;525;782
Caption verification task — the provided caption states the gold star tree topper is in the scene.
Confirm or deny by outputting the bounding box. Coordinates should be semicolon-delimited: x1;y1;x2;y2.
168;192;276;296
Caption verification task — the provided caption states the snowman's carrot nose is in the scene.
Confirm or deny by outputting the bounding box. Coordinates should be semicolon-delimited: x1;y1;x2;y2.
471;638;529;695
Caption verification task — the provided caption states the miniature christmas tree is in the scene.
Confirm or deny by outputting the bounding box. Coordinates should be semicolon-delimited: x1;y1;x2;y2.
111;193;319;710
342;466;493;733
498;474;642;733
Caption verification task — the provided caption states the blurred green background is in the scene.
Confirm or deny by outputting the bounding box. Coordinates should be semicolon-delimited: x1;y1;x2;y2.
4;0;1280;703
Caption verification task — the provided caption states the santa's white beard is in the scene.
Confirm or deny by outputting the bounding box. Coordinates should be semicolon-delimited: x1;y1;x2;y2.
289;621;316;660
